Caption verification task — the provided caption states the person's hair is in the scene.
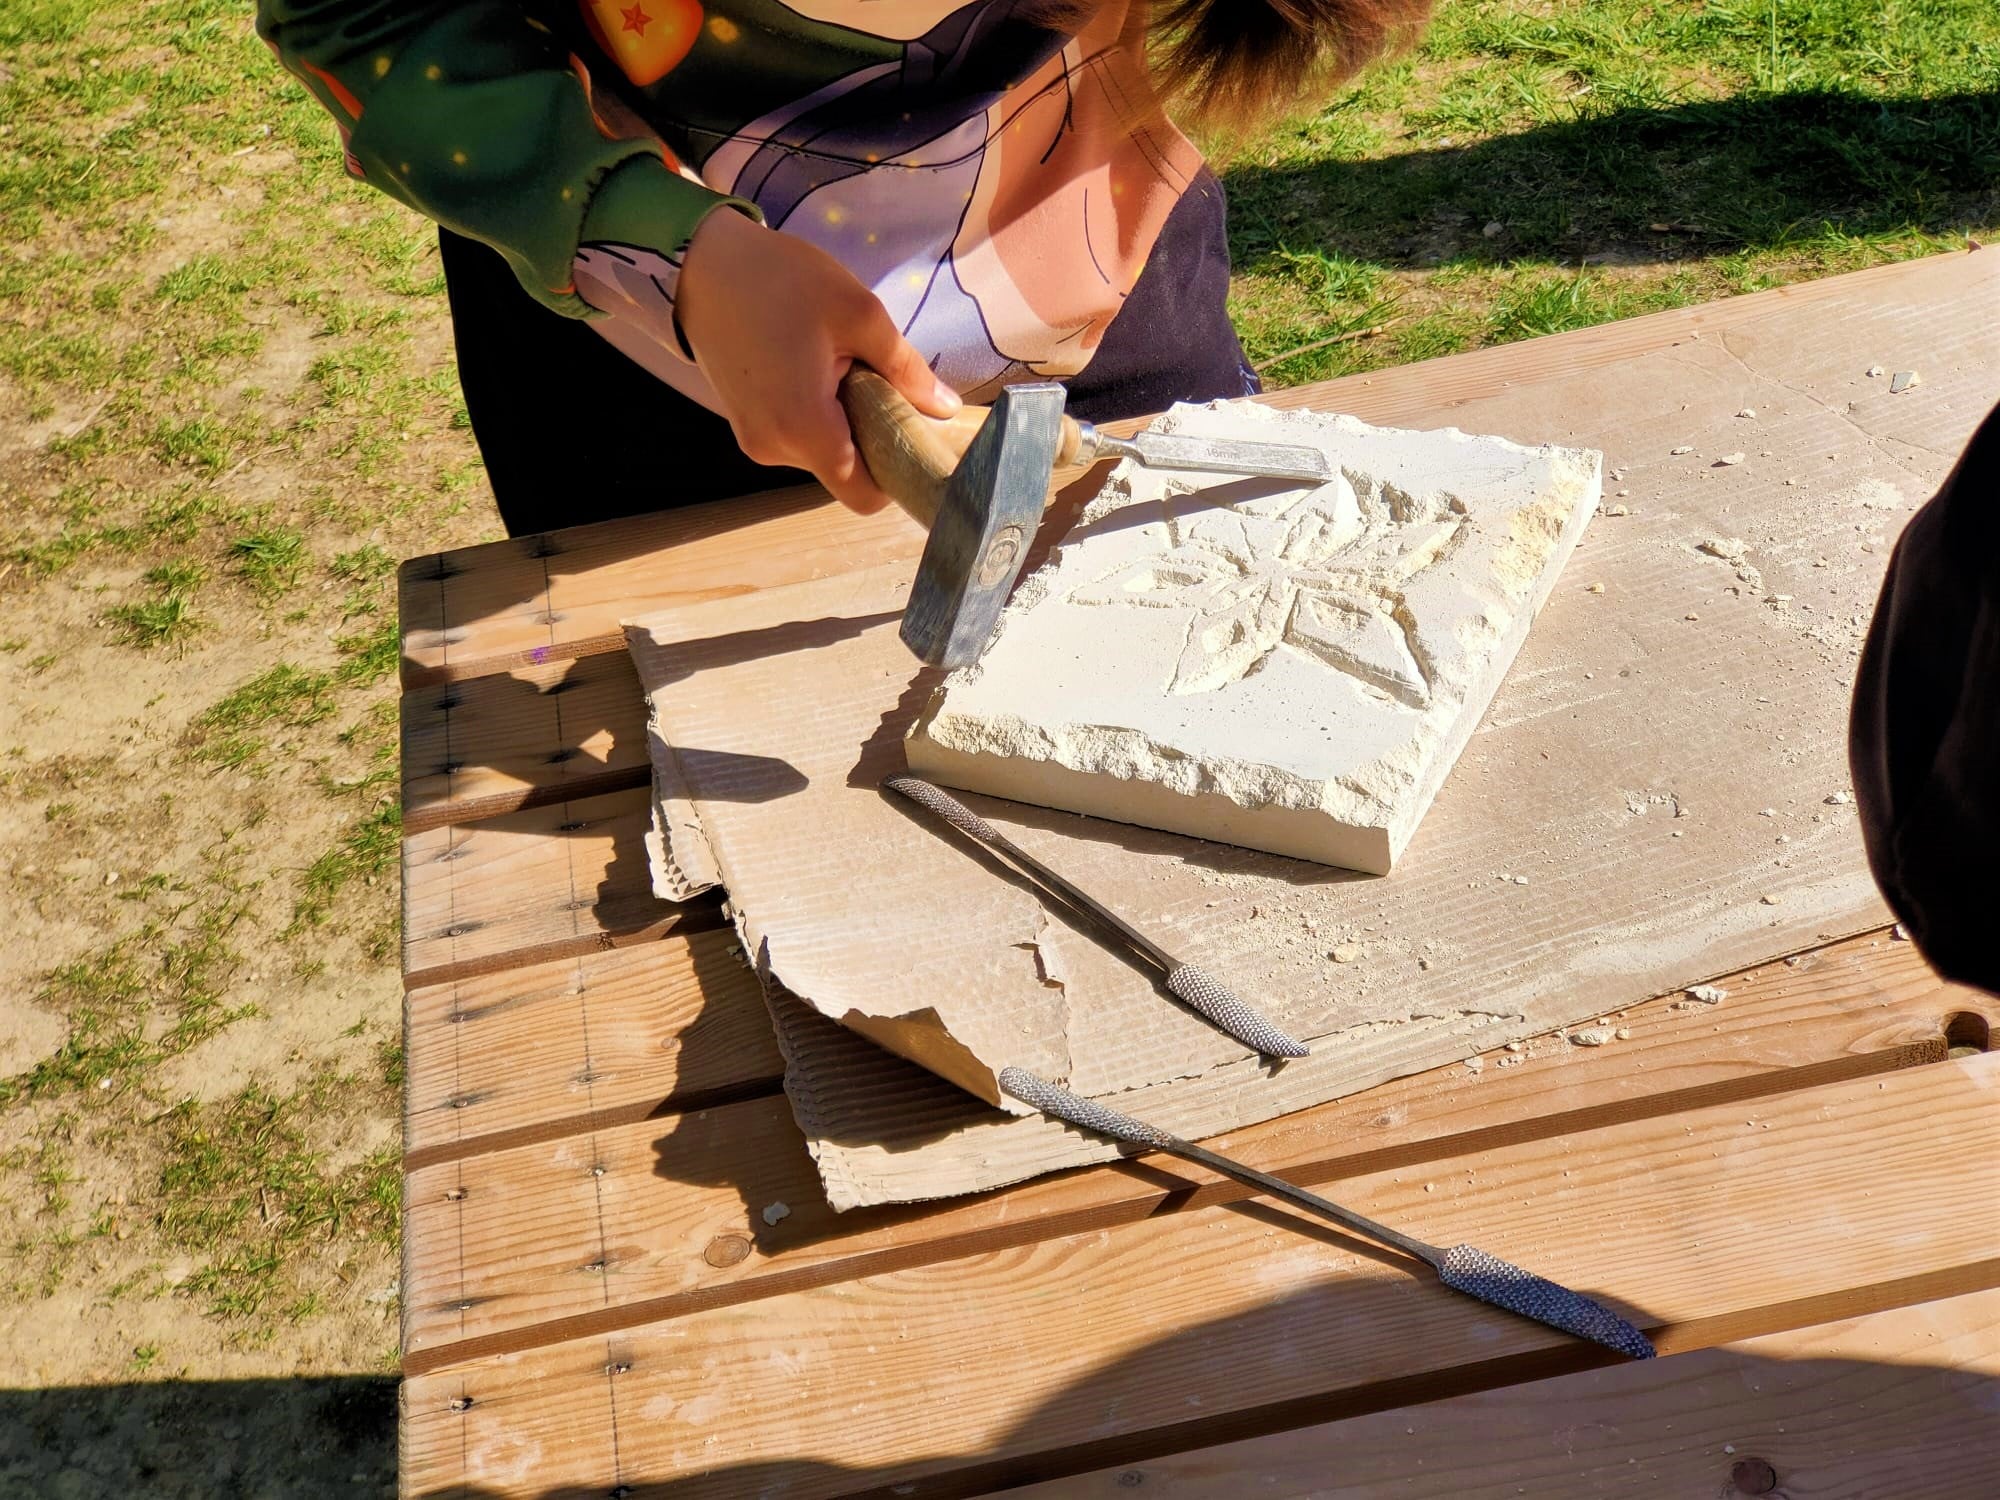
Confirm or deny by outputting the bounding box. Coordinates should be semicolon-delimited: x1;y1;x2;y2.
1028;0;1436;127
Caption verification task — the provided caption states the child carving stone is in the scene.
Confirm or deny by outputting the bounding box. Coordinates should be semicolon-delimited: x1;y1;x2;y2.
257;0;1432;531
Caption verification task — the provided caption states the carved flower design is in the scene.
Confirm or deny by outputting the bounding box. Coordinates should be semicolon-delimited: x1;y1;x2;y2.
1068;482;1466;701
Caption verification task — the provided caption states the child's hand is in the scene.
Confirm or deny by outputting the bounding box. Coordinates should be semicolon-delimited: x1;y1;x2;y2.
677;209;962;515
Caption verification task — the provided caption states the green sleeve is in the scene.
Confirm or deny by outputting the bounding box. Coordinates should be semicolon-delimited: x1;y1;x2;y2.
255;1;753;317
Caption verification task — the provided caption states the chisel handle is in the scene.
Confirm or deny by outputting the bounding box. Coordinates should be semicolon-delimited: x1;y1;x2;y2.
838;368;1093;529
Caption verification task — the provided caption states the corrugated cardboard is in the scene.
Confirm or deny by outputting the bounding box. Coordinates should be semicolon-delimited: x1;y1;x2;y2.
626;252;1998;1210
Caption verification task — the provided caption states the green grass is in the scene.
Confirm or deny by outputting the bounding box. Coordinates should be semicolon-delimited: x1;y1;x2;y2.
228;528;308;595
145;558;209;596
5;484;219;580
102;557;212;648
1;891;254;1107
189;664;339;771
1223;0;2000;383
0;0;464;1393
330;544;395;584
186;625;398;772
292;800;400;943
151;417;233;474
156;1069;400;1321
333;621;401;688
106;589;199;649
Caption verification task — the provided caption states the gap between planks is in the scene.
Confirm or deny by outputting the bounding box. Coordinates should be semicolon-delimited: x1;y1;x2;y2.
399;905;722;995
1001;1286;2000;1499
399;788;725;993
398;931;1987;1373
398;1053;2000;1499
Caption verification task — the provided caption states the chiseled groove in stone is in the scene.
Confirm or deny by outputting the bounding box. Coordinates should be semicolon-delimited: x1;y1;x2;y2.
907;400;1602;873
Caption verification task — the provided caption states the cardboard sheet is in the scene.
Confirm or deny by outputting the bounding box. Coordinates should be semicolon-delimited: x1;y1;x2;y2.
627;251;1998;1210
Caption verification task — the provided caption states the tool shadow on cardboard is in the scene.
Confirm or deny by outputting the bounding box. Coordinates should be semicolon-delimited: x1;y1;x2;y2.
627;262;1996;1212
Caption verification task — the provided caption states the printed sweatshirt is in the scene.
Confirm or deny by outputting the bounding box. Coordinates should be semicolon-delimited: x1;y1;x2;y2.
256;1;1206;405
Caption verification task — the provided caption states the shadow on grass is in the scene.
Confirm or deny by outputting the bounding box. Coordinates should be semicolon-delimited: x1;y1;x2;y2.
0;1375;397;1498
1223;88;2000;274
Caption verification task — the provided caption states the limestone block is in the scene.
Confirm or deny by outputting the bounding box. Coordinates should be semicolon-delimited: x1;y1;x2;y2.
905;401;1602;873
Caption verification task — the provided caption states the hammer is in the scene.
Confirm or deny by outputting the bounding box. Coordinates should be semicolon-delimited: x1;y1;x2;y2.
839;370;1334;668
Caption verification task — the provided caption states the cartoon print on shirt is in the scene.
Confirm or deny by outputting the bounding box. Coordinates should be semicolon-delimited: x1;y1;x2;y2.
581;0;705;84
573;0;1202;406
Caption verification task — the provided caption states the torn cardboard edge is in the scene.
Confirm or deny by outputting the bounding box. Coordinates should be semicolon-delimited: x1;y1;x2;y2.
645;724;719;904
625;570;1079;1117
621;262;1990;1203
625;539;1893;1211
638;725;1037;1118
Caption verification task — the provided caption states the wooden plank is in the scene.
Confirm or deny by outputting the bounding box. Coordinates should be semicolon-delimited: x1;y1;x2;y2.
398;535;549;683
400;1050;2000;1499
402;252;1988;685
399;932;1981;1365
403;931;779;1169
399;485;918;688
401;651;651;834
1001;1288;2000;1498
400;787;718;989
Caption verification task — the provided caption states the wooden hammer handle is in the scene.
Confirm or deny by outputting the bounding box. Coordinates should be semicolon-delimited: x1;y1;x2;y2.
838;367;1086;529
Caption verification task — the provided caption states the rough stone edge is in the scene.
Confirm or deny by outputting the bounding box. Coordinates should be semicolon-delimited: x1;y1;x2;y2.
907;402;1605;871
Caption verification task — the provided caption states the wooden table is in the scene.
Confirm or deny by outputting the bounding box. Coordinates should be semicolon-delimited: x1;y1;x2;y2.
396;254;2000;1499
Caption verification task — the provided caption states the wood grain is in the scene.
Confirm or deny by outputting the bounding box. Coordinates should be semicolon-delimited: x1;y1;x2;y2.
399;932;1982;1365
403;931;779;1168
402;252;1989;687
839;367;973;528
398;484;918;688
401;788;716;989
394;251;1999;1500
402;652;652;833
1000;1287;2000;1498
400;1051;2000;1499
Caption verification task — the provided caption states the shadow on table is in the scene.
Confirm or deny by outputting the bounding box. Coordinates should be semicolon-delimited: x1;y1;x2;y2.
398;482;848;674
413;1323;1994;1495
31;1272;1958;1498
12;1330;1989;1498
9;1184;1993;1497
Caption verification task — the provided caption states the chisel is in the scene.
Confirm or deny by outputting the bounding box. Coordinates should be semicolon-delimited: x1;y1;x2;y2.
885;774;1309;1060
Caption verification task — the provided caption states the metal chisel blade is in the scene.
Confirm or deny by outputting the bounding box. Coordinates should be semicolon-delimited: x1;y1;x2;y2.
1117;431;1334;485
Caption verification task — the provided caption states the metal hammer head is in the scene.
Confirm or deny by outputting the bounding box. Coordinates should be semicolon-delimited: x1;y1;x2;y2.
900;382;1068;668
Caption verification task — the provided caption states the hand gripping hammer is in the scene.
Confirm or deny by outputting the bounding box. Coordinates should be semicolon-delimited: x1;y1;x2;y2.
838;369;1333;668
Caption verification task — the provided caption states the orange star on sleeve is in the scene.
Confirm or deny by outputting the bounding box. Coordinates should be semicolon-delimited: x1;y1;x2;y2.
585;0;702;86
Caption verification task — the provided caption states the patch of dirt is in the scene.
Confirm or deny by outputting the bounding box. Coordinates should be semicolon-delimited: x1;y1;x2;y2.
0;108;493;1424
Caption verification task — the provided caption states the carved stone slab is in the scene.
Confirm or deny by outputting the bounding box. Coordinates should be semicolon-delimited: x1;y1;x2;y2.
907;401;1603;871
